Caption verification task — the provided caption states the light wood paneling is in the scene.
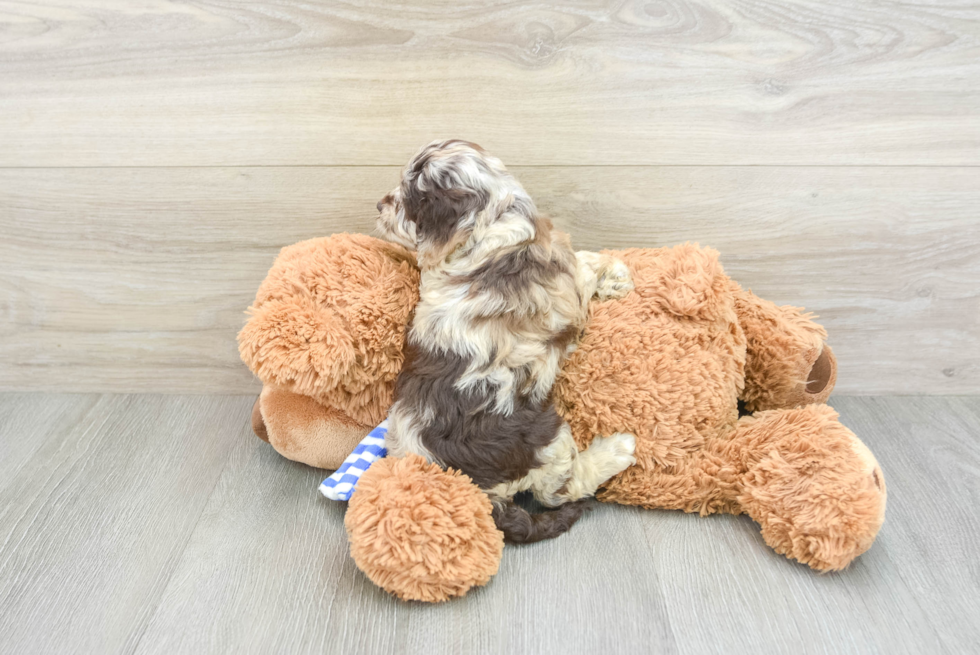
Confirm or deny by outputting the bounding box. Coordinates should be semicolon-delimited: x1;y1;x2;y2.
2;166;977;394
1;0;979;166
1;0;977;393
3;394;975;654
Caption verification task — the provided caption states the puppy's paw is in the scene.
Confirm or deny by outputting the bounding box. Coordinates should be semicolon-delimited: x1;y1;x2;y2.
605;431;637;470
595;258;634;301
588;431;637;479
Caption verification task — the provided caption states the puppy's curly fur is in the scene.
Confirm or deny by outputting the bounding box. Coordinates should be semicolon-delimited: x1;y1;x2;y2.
376;139;636;543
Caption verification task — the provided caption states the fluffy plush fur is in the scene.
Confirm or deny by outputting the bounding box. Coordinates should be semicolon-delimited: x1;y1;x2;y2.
735;291;838;412
345;454;504;602
554;245;885;570
374;140;636;543
240;233;888;589
239;233;419;429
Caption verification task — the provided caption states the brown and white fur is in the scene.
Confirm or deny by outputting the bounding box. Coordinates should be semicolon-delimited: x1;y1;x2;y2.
376;139;636;543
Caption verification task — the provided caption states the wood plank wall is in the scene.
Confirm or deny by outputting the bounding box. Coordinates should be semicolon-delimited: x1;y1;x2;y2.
1;1;978;394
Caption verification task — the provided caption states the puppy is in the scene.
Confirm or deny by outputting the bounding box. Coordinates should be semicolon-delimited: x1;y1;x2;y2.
376;139;636;543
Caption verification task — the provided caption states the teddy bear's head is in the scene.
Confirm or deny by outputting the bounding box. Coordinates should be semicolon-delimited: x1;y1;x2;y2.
239;233;420;427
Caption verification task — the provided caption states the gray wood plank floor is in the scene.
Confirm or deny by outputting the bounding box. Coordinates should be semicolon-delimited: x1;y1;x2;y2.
0;394;976;655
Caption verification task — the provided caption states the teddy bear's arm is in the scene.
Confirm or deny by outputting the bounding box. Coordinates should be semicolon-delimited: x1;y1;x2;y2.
732;284;837;412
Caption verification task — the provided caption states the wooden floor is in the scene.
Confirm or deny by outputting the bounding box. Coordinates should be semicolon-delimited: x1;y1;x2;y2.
0;394;976;654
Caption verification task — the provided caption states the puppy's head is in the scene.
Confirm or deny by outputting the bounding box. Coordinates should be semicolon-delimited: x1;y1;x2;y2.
376;139;528;266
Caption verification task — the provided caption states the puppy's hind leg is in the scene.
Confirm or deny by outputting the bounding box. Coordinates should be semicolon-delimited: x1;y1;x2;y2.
484;422;635;542
530;423;636;507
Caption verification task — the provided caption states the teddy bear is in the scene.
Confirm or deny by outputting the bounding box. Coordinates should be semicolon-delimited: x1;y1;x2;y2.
239;233;887;602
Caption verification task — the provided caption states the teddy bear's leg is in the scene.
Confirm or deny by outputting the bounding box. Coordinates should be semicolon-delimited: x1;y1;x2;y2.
594;448;744;516
254;384;373;470
733;285;838;412
346;454;504;602
727;404;886;571
575;251;634;301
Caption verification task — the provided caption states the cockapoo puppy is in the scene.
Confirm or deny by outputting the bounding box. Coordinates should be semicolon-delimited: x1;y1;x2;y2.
376;139;636;542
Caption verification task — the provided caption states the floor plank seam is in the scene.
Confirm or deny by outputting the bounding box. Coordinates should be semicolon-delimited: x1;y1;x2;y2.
123;409;244;655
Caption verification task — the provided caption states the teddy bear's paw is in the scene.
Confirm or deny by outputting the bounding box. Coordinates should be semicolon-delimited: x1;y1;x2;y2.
595;258;634;301
587;431;637;480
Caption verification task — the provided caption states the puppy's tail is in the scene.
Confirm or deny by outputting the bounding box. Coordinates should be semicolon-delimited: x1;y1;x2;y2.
491;499;589;544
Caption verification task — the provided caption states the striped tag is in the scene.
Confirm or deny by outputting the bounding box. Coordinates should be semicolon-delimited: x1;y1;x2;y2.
318;420;388;501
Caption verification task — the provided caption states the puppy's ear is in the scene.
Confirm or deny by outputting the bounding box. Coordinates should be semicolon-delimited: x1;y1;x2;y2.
405;186;482;245
402;158;486;262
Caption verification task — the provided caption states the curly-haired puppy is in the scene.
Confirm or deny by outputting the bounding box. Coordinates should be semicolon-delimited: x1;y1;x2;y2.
376;139;636;543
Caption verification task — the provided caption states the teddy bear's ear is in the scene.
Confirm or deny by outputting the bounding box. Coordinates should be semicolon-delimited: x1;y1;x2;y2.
238;233;421;423
238;294;357;399
634;243;733;322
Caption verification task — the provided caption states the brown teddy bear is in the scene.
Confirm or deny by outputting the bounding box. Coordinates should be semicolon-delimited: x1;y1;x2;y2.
239;233;886;602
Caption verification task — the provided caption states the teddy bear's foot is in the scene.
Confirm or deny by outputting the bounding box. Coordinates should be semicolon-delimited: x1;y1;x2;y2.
806;346;836;395
733;404;886;571
734;286;838;411
346;454;504;602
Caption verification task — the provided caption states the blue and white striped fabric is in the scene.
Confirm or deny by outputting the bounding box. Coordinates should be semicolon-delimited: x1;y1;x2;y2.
318;420;388;501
